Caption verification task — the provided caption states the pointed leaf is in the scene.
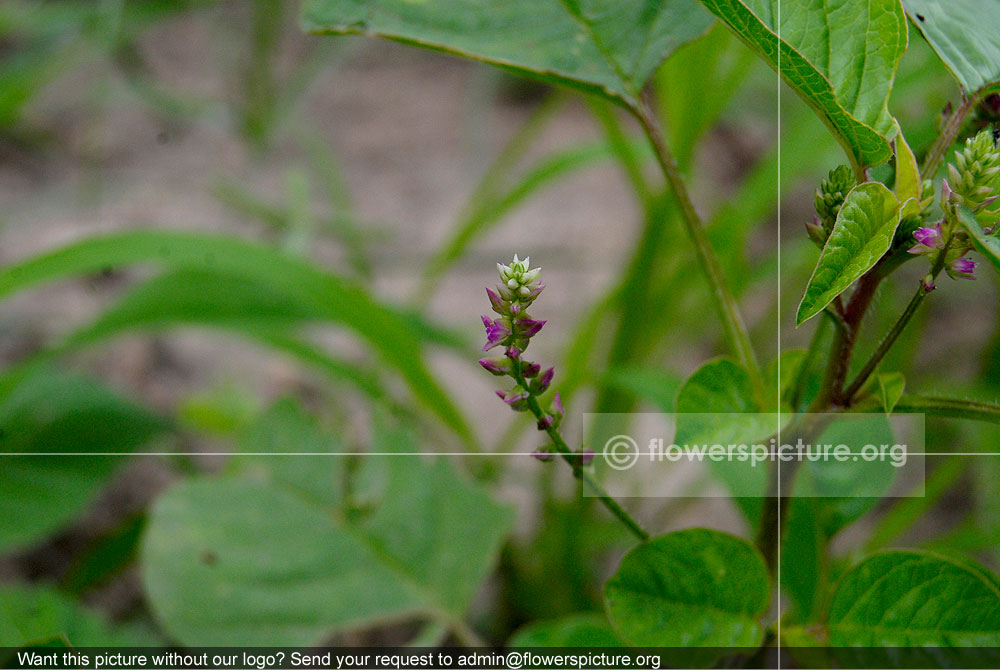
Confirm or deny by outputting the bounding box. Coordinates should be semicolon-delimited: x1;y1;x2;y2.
877;371;906;414
700;0;907;169
0;231;471;439
894;132;921;203
903;0;1000;94
797;183;902;325
301;0;714;107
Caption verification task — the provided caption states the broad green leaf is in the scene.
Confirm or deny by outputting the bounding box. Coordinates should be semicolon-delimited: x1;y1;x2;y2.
0;370;166;553
509;613;623;647
797;183;902;325
894;132;921;203
142;434;515;645
903;0;1000;94
604;528;770;663
302;0;714;108
877;371;906;414
794;414;897;538
0;585;151;647
956;204;1000;276
674;358;784;519
233;398;345;508
0;230;470;439
828;551;1000;658
700;0;907;169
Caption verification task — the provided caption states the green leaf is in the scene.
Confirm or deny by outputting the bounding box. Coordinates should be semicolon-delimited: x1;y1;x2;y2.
604;528;770;664
600;367;683;413
141;431;515;645
700;0;907;169
956;204;1000;276
828;551;1000;653
0;585;151;647
0;369;167;553
509;613;623;647
301;0;713;108
797;183;902;325
893;132;921;203
877;371;906;414
903;0;1000;94
674;358;784;519
0;230;471;440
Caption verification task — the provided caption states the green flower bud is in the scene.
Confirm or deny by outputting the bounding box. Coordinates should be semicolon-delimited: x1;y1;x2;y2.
814;165;857;233
946;130;1000;212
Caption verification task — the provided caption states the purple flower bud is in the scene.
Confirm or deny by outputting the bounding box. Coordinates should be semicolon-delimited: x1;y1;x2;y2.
580;448;595;466
486;287;505;314
521;361;541;378
532;448;554;462
537;414;554;430
913;226;942;248
805;216;827;246
552;392;563;415
482;317;511;351
516;318;546;338
922;275;936;292
910;224;945;255
949;256;978;280
509;302;522;316
505;345;521;360
495;390;507;400
479;358;509;376
501;388;529;411
531;367;554;394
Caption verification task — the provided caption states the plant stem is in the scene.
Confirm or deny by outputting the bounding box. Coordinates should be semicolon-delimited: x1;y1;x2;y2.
512;367;650;543
921;92;982;179
849;394;1000;425
633;101;763;394
842;234;956;403
842;281;927;401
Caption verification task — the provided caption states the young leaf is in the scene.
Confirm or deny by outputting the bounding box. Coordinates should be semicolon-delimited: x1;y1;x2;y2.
700;0;907;169
141;432;515;645
828;551;1000;653
301;0;713;108
955;205;1000;275
797;183;902;326
894;132;922;203
604;528;770;663
877;371;906;414
903;0;1000;94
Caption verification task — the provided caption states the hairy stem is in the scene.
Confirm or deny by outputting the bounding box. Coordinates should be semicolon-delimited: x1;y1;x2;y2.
511;366;650;543
849;394;1000;425
633;101;763;394
921;92;982;179
843;234;956;403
